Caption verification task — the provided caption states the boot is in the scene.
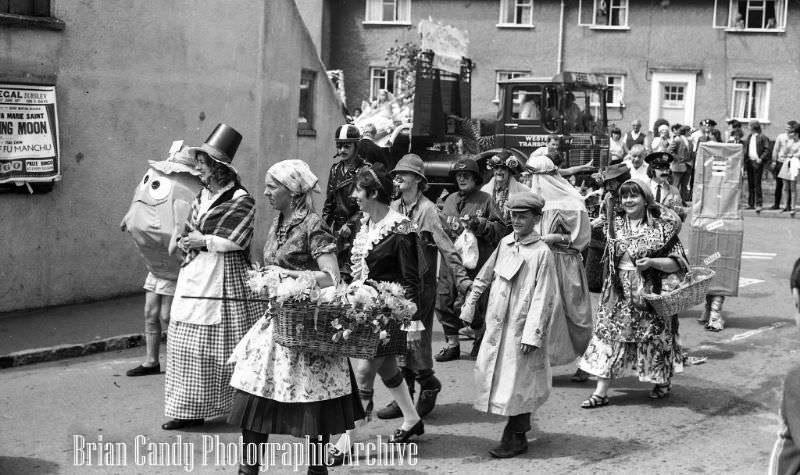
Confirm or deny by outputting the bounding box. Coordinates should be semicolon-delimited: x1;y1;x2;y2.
489;431;528;458
415;373;442;417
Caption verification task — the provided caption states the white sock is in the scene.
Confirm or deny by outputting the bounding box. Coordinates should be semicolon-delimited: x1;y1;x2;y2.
388;380;421;430
334;430;354;453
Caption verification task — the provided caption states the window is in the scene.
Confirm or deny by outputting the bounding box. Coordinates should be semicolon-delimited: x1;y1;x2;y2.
605;75;624;107
498;0;535;27
663;83;685;106
578;0;629;28
510;85;542;121
713;0;787;31
0;0;64;29
731;79;770;121
494;70;530;103
2;0;50;16
365;0;410;24
370;67;402;100
298;70;315;135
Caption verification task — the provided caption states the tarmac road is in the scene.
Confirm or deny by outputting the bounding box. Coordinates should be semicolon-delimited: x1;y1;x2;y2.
1;215;799;474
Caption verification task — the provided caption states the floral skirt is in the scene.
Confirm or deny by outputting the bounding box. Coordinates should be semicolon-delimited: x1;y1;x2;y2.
578;313;684;385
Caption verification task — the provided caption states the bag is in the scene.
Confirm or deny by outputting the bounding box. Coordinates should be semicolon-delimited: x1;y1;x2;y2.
454;229;479;269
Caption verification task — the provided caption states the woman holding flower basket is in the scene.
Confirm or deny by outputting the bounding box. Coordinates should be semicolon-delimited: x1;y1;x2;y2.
227;160;364;475
329;163;425;462
577;178;688;408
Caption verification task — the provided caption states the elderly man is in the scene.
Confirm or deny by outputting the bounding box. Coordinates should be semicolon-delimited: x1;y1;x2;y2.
625;119;647;151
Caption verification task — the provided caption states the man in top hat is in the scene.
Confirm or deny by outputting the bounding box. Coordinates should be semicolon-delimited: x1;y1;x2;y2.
743;120;771;212
460;190;558;459
645;151;686;220
323;123;367;272
376;154;473;420
435;157;505;361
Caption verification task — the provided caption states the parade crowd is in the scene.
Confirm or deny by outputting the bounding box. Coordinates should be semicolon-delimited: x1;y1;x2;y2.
121;115;800;475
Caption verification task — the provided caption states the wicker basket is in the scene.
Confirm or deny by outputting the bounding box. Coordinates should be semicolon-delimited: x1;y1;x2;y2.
643;267;716;317
271;300;380;359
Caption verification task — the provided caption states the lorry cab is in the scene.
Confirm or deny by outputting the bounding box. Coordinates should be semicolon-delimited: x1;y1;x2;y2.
496;72;610;169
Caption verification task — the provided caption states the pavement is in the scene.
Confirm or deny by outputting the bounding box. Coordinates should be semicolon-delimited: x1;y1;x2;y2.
0;209;796;371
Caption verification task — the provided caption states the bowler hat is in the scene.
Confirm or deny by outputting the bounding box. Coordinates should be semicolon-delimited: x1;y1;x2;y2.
603;163;631;182
187;123;242;170
391;154;427;182
449;157;483;186
506;191;545;213
644;151;675;167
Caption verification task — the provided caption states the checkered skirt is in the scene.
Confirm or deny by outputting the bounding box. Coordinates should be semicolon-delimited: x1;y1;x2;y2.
165;251;262;419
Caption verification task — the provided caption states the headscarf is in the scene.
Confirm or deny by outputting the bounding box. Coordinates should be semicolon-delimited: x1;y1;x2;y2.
621;178;654;205
526;155;586;212
267;159;321;195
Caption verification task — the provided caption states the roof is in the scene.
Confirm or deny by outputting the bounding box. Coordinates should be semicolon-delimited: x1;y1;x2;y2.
499;71;606;88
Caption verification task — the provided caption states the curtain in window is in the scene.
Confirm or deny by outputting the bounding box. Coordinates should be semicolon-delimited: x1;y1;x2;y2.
732;81;748;117
396;0;410;23
753;81;768;118
499;0;514;23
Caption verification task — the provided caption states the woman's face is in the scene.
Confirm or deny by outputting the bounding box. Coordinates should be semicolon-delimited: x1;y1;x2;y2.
195;154;214;185
612;131;621;140
493;167;511;187
393;171;419;193
455;171;477;192
263;174;293;212
510;210;538;237
350;183;372;212
620;190;646;218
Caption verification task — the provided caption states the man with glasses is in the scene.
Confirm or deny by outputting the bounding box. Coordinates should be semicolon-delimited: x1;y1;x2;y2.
323;124;366;272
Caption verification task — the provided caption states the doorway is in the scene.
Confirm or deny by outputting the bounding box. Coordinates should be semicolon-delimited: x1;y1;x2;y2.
649;72;697;130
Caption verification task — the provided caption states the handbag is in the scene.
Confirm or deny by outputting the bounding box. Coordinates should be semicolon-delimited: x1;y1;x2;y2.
454;229;479;269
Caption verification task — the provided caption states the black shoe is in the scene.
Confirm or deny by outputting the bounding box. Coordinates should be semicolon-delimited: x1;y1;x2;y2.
126;363;161;377
238;463;260;475
389;420;424;443
327;445;353;467
377;400;403;420
307;466;328;475
489;432;529;458
434;345;460;362
161;418;204;430
745;205;755;210
416;379;442;418
470;337;482;358
770;205;781;210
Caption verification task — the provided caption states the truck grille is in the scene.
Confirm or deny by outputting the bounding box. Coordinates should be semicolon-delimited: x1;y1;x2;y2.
566;136;609;169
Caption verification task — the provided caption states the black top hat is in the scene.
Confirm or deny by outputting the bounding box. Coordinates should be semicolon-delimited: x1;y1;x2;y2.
644;151;675;167
187;123;242;168
449;157;484;186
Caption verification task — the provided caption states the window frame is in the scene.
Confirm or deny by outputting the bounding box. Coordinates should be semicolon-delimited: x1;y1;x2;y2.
0;0;65;30
729;78;771;122
369;66;401;101
578;0;630;30
297;69;316;136
713;0;787;32
497;0;535;28
363;0;411;25
590;74;625;108
493;70;531;104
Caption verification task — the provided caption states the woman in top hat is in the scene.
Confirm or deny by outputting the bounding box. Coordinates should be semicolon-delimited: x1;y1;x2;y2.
578;178;687;407
370;154;473;424
329;164;424;460
481;149;530;227
527;155;593;381
163;124;262;430
228;159;363;475
435;157;505;361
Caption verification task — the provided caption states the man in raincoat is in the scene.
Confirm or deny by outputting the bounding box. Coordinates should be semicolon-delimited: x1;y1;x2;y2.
460;191;558;458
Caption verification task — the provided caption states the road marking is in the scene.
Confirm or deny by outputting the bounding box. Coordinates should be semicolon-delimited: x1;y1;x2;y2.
739;278;765;288
741;252;776;260
730;322;785;341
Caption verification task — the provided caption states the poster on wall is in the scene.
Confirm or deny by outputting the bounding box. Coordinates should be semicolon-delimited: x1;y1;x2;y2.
0;84;61;185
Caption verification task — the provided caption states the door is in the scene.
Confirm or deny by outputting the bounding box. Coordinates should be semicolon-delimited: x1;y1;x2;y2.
649;72;697;129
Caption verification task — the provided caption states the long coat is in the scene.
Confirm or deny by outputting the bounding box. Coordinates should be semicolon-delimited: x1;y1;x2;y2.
462;232;558;416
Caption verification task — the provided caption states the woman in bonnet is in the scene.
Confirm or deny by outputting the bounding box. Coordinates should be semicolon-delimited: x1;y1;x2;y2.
228;159;363;475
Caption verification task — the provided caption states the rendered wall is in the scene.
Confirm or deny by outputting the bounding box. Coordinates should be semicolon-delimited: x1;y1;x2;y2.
0;0;345;312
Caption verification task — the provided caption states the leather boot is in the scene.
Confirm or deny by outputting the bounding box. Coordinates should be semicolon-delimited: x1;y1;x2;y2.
489;431;528;458
415;374;442;417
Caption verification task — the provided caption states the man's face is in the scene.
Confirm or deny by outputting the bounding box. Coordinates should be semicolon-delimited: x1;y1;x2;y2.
335;141;356;160
652;164;671;184
631;153;644;168
455;171;477;192
510;210;539;238
547;138;559;152
631;121;641;132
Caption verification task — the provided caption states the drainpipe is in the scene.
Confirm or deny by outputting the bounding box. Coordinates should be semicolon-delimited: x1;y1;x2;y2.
556;0;565;74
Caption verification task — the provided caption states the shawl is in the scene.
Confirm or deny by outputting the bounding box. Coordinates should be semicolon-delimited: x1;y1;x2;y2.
527;155;586;212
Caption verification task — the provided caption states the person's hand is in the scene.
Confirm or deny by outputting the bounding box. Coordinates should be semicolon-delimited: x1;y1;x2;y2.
520;343;538;354
465;216;486;232
406;330;422;351
636;257;653;271
181;230;205;250
456;279;473;296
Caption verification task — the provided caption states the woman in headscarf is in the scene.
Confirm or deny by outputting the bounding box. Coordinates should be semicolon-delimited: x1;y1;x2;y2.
526;155;593;382
228;159;363;475
481;149;530;228
578;179;687;407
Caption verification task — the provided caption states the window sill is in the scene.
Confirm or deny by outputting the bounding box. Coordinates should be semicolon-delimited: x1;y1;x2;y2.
730;118;771;125
724;27;784;33
496;23;535;29
362;21;412;27
588;25;630;31
297;128;317;137
0;13;65;30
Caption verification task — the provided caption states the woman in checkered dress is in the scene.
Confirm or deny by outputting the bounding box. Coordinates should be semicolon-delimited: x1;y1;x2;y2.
162;144;261;431
228;160;364;475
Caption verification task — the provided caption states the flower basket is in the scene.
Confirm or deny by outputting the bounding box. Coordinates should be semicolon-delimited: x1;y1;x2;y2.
643;266;716;317
270;300;380;359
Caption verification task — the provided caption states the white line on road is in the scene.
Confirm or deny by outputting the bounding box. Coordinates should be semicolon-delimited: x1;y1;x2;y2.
741;252;777;256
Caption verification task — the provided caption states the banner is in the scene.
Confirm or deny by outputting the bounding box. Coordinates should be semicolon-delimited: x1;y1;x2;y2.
418;19;468;74
0;84;61;184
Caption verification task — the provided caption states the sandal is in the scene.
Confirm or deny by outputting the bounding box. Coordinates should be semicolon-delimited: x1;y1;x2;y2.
580;393;609;409
648;383;671;399
327;445;353;467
